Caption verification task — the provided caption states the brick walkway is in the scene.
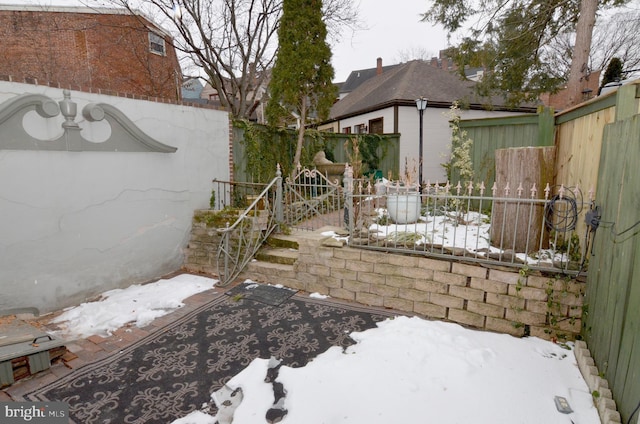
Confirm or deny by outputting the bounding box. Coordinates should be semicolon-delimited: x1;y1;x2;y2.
0;282;229;403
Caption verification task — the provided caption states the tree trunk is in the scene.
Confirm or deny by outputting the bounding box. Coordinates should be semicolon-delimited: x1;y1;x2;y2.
566;0;598;106
292;96;308;169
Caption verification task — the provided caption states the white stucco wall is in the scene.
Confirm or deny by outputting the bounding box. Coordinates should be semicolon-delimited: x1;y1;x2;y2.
0;82;230;315
339;105;531;183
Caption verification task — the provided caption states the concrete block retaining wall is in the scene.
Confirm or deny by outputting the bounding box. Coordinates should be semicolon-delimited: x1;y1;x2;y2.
182;215;221;276
183;218;586;341
247;236;585;341
302;239;584;340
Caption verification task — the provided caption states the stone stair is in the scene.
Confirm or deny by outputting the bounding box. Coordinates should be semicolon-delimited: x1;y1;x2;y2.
240;233;301;283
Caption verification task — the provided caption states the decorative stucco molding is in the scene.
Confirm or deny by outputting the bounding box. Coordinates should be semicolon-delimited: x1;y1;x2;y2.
0;89;177;153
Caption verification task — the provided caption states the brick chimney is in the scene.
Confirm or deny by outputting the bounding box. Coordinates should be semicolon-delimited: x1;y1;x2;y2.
377;57;382;75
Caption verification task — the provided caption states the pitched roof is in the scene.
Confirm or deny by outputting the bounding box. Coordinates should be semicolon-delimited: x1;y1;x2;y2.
339;63;400;95
330;60;537;119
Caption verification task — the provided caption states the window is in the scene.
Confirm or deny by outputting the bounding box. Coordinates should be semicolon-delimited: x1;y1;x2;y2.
369;118;383;134
354;124;367;134
149;32;166;56
342;127;351;134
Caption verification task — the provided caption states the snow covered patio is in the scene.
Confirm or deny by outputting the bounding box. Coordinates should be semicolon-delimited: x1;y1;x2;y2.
3;273;602;424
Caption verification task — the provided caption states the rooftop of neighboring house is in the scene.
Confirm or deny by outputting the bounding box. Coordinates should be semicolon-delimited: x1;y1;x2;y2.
338;58;400;98
182;77;205;100
330;59;538;120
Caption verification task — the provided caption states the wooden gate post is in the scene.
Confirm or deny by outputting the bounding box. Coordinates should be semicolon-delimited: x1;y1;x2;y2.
490;146;556;253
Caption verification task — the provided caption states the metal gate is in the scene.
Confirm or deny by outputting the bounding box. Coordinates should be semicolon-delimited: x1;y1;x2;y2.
282;165;345;230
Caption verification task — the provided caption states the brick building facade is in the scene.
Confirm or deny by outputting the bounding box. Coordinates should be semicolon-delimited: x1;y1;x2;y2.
0;5;182;100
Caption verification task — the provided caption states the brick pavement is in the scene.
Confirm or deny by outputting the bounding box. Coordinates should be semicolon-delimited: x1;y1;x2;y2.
0;282;230;402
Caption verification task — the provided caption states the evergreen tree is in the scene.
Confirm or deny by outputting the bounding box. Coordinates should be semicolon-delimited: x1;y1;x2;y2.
601;57;624;87
266;0;337;169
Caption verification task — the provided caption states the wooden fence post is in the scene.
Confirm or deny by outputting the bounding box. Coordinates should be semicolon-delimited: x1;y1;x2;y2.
490;146;556;252
537;106;556;146
614;83;640;122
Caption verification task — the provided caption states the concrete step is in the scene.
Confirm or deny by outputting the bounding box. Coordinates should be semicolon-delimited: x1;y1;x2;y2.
242;260;296;279
255;247;298;265
266;233;300;250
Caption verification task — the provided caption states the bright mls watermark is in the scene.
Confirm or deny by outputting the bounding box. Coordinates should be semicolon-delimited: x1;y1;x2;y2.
1;402;68;423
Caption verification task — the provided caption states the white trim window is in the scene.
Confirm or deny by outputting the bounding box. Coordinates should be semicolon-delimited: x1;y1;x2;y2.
148;32;166;56
353;123;367;134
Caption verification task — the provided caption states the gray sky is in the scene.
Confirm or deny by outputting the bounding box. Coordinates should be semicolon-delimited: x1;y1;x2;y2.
330;0;450;81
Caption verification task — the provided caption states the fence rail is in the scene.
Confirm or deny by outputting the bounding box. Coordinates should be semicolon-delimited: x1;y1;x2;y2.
211;166;594;276
212;170;282;286
344;173;593;276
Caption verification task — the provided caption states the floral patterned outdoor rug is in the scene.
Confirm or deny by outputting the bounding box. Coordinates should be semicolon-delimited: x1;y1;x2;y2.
26;292;397;423
224;281;298;306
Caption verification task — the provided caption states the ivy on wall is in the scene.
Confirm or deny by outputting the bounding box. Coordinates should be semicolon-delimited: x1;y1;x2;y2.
233;120;394;183
234;119;337;182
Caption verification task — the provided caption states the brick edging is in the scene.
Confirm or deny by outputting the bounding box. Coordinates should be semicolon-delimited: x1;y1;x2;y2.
574;340;622;423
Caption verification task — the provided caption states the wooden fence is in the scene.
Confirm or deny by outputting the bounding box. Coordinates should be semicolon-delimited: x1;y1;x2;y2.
460;83;640;423
458;107;554;185
583;84;640;424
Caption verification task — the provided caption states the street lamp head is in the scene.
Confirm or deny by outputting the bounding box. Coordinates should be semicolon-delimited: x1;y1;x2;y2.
415;97;428;111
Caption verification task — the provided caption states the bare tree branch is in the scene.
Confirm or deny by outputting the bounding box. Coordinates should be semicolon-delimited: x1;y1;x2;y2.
108;0;359;118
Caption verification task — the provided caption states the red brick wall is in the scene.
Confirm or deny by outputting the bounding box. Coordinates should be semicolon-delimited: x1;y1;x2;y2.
1;10;182;100
539;70;602;111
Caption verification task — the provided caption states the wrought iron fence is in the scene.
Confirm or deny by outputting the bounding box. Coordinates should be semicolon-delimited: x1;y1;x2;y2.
211;169;282;286
211;165;594;276
211;178;272;211
345;174;594;276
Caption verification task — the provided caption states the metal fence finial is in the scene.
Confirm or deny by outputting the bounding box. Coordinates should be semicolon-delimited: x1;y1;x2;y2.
544;183;551;199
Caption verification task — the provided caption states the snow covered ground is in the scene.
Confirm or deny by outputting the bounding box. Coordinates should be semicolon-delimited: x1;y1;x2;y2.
368;209;573;268
50;273;217;339
50;274;600;424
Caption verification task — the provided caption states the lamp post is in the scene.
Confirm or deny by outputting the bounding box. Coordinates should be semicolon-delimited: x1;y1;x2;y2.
415;97;428;192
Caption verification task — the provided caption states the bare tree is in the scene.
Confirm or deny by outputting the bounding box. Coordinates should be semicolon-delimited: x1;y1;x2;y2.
395;47;439;63
109;0;359;119
590;11;640;75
